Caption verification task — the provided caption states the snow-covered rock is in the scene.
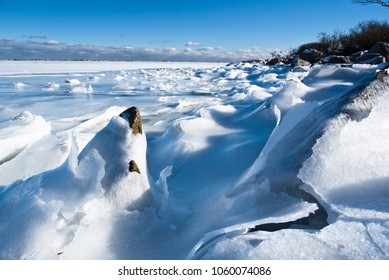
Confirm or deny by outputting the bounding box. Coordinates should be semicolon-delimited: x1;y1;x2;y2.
78;107;151;210
65;79;81;86
42;82;60;91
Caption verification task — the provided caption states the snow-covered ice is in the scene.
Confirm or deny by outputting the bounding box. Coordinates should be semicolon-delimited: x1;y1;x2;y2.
0;60;388;260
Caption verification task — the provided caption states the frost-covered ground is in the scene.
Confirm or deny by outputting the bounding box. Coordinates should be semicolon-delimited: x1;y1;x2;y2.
0;60;388;260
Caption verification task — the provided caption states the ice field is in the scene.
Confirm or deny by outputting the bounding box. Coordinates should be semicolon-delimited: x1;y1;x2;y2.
0;60;388;259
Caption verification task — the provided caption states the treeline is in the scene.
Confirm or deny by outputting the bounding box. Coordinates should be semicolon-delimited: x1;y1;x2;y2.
293;20;389;56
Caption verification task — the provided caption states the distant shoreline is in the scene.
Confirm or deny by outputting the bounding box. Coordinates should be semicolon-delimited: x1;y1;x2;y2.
0;60;225;75
0;58;226;63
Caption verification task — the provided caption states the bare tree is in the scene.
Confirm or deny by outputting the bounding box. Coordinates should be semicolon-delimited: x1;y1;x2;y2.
353;0;389;7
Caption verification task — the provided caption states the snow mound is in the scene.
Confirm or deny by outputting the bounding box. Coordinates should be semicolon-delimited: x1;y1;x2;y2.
69;85;93;94
244;85;272;101
88;76;101;82
13;82;27;88
111;83;135;91
113;75;126;81
65;79;81;86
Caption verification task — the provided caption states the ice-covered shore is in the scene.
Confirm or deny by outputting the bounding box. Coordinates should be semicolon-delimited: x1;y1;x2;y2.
0;61;388;259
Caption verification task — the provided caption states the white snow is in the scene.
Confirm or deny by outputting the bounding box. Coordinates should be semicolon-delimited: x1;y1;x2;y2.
0;60;388;260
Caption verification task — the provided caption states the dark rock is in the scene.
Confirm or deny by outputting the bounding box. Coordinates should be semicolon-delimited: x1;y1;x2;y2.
283;56;295;65
323;55;352;64
349;51;364;63
299;49;322;63
129;160;140;173
369;42;389;61
266;57;283;66
119;107;143;135
355;52;385;64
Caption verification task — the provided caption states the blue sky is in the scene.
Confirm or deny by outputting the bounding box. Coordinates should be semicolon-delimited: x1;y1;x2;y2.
0;0;388;61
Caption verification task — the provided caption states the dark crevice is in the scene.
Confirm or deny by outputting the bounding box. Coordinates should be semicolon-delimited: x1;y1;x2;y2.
249;204;328;233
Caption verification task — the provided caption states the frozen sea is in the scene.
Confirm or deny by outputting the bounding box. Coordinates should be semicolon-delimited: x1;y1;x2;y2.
0;60;388;260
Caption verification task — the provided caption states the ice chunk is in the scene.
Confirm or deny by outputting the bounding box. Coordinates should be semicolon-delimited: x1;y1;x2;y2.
0;134;70;186
42;82;60;91
0;112;51;165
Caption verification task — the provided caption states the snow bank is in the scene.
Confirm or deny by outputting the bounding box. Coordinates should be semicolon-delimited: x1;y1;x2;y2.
0;138;106;259
299;71;389;221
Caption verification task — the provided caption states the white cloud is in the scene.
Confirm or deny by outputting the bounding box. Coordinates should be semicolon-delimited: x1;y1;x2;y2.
197;47;216;51
185;41;201;47
46;40;61;45
0;39;272;62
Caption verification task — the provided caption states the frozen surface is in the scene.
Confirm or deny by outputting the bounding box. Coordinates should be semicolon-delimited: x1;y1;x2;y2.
0;61;388;259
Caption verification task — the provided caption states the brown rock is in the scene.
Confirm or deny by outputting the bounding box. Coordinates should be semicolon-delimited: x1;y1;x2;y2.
129;160;140;173
119;107;143;135
292;58;311;67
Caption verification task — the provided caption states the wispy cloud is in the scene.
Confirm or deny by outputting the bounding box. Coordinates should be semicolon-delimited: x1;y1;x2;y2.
0;39;271;62
185;41;201;47
25;35;48;40
148;39;179;45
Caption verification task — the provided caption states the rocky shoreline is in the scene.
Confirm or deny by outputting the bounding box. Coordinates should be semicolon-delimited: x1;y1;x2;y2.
239;41;389;68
